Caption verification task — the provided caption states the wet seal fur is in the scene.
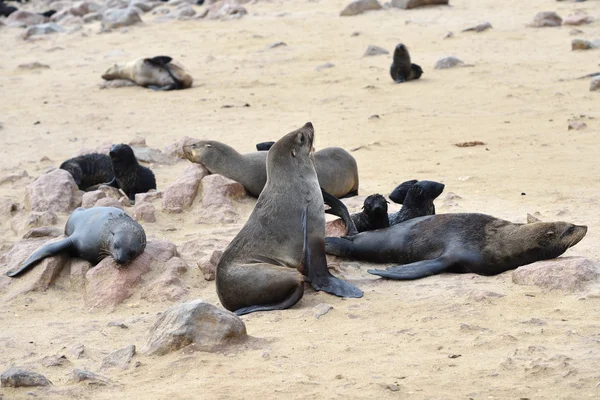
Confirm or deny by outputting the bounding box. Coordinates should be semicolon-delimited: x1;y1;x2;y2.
59;153;114;191
6;207;146;277
216;122;363;315
388;180;444;226
107;144;156;202
183;141;359;199
325;213;587;280
390;44;423;84
102;56;193;91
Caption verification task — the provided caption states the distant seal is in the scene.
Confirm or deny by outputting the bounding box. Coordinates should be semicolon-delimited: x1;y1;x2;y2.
216;122;363;315
388;180;444;226
59;153;114;191
256;141;275;151
0;0;17;16
184;141;359;198
325;213;587;280
6;207;146;277
107;144;156;202
101;56;193;91
324;193;389;234
390;43;423;84
389;179;418;204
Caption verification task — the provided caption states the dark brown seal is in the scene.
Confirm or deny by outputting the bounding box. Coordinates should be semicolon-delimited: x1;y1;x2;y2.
324;193;389;234
388;180;444;226
59;153;114;191
107;144;156;202
6;207;146;277
390;43;423;84
325;213;587;280
216;122;363;315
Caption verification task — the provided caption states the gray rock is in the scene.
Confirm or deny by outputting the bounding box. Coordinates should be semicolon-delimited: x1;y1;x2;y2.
100;344;136;369
83;12;103;23
101;8;142;30
131;146;176;165
339;0;382;16
434;56;465;69
316;62;335;71
41;355;69;367
6;10;47;27
462;21;492;32
312;303;333;319
144;299;247;356
130;0;161;12
391;0;448;9
23;23;65;39
68;344;85;359
99;79;137;89
172;4;196;19
0;367;51;387
512;257;599;291
363;45;389;57
591;76;600;92
68;369;111;385
529;11;562;27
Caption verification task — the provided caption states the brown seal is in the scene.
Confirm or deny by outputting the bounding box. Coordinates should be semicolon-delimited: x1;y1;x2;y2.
216;122;363;315
102;56;193;91
183;141;359;198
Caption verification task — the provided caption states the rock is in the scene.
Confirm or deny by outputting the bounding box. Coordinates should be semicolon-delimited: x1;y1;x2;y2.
25;169;80;214
23;211;58;230
0;169;29;186
94;197;123;209
107;321;128;328
100;344;136;370
315;62;335;71
22;226;63;239
135;190;162;204
162;164;208;213
141;264;188;302
563;14;593;26
196;174;247;224
200;0;246;20
68;369;111;386
0;367;51;387
145;239;178;262
311;303;333;319
131;0;160;12
529;11;562;27
68;344;85;359
164;136;201;159
391;0;448;9
572;39;594;50
198;250;222;281
172;4;196;19
568;120;587;130
131;146;176;165
326;218;347;237
6;10;46;27
101;8;142;30
266;41;287;49
591;76;600;92
434;56;465;69
18;62;50;69
442;31;453;39
81;190;106;208
132;202;156;222
23;23;66;39
363;45;389;57
83;12;103;23
144;299;247;356
339;0;382;16
152;6;170;15
69;259;91;291
512;257;599;292
179;237;228;269
41;355;69;367
462;21;492;32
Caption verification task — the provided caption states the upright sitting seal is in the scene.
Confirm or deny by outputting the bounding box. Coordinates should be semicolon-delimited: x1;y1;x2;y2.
324;193;389;234
388;180;444;226
216;122;363;315
59;153;114;191
390;44;423;84
183;141;359;198
325;213;587;280
6;207;146;277
101;56;193;91
107;144;157;202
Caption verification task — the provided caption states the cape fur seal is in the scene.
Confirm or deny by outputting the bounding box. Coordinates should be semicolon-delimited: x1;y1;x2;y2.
256;141;275;151
216;122;363;315
324;193;389;234
60;153;114;191
102;56;193;91
7;207;146;277
325;212;587;280
183;141;359;198
390;44;423;84
388;180;444;226
107;144;157;202
389;179;418;204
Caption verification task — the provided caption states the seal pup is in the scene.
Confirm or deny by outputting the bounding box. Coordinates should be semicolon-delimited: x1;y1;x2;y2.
216;122;363;315
7;207;146;277
0;0;17;16
325;213;587;280
101;56;193;91
256;141;275;151
107;144;156;202
184;141;359;198
60;153;114;191
390;43;423;84
389;179;418;204
324;193;389;234
388;180;444;226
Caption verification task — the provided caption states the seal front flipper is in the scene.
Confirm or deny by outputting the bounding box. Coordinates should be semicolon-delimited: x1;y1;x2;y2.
367;257;451;280
321;189;359;236
6;238;73;277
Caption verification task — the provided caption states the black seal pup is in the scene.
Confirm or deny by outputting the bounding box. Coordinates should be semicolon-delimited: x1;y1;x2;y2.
390;44;423;84
0;0;17;16
324;193;389;234
59;153;114;191
7;207;146;277
389;179;418;204
216;123;363;315
101;56;193;91
388;180;444;226
325;213;587;280
107;144;156;202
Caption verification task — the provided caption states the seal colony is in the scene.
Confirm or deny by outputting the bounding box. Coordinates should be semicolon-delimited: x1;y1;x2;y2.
101;56;193;91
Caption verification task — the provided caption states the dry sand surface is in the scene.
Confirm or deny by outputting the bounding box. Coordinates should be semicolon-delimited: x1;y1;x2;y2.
1;0;600;398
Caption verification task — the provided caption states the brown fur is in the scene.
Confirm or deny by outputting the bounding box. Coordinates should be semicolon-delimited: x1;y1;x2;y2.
102;58;193;89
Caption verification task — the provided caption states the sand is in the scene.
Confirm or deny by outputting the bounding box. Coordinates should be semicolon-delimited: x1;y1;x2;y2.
1;0;600;398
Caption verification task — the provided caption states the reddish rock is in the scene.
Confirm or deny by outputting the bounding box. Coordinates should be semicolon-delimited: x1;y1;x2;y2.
22;226;63;239
529;11;562;28
512;257;599;292
198;250;223;281
135;190;162;204
132;202;156;223
326;219;347;237
162;164;208;213
24;211;58;229
81;190;106;208
94;197;123;209
69;259;91;291
141;269;188;302
179;237;228;267
196;174;247;224
563;14;593;26
5;10;47;27
145;239;178;262
25;169;81;214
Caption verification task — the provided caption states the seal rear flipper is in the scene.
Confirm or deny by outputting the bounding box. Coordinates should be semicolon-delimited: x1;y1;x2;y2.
6;238;73;277
321;188;358;236
256;141;275;151
367;257;450;280
234;284;304;316
146;56;173;66
389;179;418;204
409;63;423;80
324;237;353;257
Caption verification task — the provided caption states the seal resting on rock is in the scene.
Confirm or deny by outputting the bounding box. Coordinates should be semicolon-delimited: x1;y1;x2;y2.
183;141;359;198
101;56;193;91
325;212;587;280
388;180;444;226
216;122;363;315
107;144;156;202
59;153;114;191
6;207;146;277
390;43;423;84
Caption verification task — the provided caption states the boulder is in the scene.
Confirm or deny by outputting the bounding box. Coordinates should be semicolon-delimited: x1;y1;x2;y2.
101;7;142;30
100;345;136;370
132;202;156;222
6;10;46;27
68;369;111;386
196;174;247;224
0;367;51;387
162;164;208;213
141;260;189;302
25;169;80;214
339;0;382;17
23;23;65;39
512;257;599;292
563;14;593;26
529;11;562;27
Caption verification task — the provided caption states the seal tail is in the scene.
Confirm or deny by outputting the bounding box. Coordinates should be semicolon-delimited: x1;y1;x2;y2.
322;188;359;236
367;257;450;280
6;238;73;277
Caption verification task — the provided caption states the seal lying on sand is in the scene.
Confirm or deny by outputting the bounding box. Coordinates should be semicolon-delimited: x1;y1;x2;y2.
183;141;359;198
390;44;423;84
388;180;444;226
325;213;587;280
216;122;363;315
107;144;156;202
324;193;389;235
6;207;146;277
60;153;114;191
101;56;193;91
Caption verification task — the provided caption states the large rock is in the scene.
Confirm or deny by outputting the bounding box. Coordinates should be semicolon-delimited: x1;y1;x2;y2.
132;202;156;223
141;257;189;302
25;169;81;214
529;11;562;27
0;367;51;387
196;174;247;224
144;239;178;262
199;0;247;20
68;369;111;386
6;10;46;27
512;257;599;292
162;164;208;213
144;300;247;356
391;0;448;9
339;0;382;17
101;7;142;30
434;56;465;69
101;345;136;370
